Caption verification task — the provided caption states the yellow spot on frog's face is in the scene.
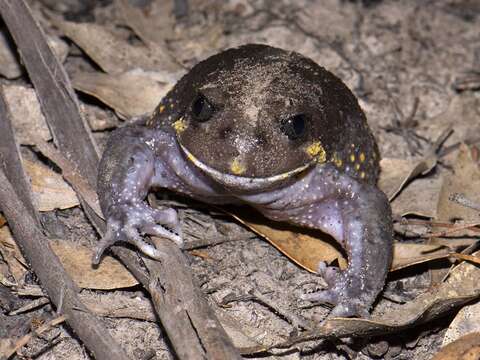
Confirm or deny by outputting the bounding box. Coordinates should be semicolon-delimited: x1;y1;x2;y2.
360;171;366;179
359;152;366;163
159;105;165;113
355;163;360;171
230;158;246;175
349;153;356;162
173;117;187;133
306;141;326;163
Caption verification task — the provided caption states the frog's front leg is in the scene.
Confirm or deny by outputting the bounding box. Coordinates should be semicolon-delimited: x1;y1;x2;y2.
95;126;182;264
256;168;393;318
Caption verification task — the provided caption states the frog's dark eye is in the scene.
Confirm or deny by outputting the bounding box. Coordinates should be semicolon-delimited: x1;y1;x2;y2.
280;114;308;141
191;94;215;122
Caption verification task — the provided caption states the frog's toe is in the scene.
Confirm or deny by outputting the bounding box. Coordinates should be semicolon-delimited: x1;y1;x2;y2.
317;261;340;288
93;203;183;264
141;223;183;247
92;219;127;265
151;207;179;230
302;266;372;318
302;288;369;318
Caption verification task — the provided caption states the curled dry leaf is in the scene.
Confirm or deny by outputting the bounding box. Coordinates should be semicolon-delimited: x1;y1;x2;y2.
379;157;441;218
49;240;138;290
434;144;480;238
390;243;450;271
229;208;347;273
23;159;79;211
72;70;174;118
3;84;51;145
432;332;480;360
54;20;181;74
116;0;175;47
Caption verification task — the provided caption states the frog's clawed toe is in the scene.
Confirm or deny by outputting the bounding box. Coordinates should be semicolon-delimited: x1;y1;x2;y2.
301;262;371;318
92;202;182;265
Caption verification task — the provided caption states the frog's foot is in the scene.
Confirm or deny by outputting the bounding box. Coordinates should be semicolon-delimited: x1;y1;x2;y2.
92;202;182;265
301;262;371;318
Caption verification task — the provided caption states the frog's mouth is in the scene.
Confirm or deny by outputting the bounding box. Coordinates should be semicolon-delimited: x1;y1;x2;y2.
179;143;315;191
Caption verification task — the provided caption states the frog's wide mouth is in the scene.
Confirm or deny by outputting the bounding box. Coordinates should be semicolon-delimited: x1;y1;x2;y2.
179;142;315;191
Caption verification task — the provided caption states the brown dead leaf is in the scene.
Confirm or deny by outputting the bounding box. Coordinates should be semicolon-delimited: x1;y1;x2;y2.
0;226;27;282
443;302;480;349
379;155;437;202
23;160;79;211
72;70;174;118
230;208;347;272
116;0;175;46
54;20;180;74
436;144;480;229
49;240;138;290
391;243;450;271
3;84;51;145
379;157;441;218
432;332;480;360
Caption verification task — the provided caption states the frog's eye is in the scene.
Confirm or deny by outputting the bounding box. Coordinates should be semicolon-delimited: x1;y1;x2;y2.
191;94;215;122
280;114;308;141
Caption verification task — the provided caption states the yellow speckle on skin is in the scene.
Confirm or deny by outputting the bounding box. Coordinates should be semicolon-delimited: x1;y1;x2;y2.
159;105;165;113
306;141;327;163
349;153;356;163
230;158;246;175
355;163;360;171
359;152;366;163
333;153;343;168
360;171;366;179
173;117;187;133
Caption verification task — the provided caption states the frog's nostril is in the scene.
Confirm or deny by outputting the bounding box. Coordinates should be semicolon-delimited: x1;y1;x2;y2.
256;132;268;147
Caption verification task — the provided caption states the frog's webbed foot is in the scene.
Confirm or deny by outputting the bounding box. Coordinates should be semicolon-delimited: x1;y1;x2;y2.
92;202;182;265
301;262;371;318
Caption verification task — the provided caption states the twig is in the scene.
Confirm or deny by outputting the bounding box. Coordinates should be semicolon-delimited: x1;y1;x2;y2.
2;314;67;359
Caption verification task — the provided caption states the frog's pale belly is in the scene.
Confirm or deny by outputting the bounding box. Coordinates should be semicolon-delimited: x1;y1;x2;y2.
96;44;393;318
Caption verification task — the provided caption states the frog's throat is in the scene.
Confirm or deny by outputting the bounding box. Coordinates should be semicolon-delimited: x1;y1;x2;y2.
178;143;315;191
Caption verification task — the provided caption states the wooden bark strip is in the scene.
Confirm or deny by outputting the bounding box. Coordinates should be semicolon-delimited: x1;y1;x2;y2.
0;0;100;188
0;88;39;225
146;239;242;360
0;168;131;360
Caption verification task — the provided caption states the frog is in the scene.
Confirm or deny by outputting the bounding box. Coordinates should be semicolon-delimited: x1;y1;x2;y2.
95;44;393;318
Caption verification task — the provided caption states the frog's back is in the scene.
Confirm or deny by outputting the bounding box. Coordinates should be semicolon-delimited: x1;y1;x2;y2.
148;44;380;185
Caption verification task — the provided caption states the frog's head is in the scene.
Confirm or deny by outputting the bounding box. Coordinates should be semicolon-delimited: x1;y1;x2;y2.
161;44;351;191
